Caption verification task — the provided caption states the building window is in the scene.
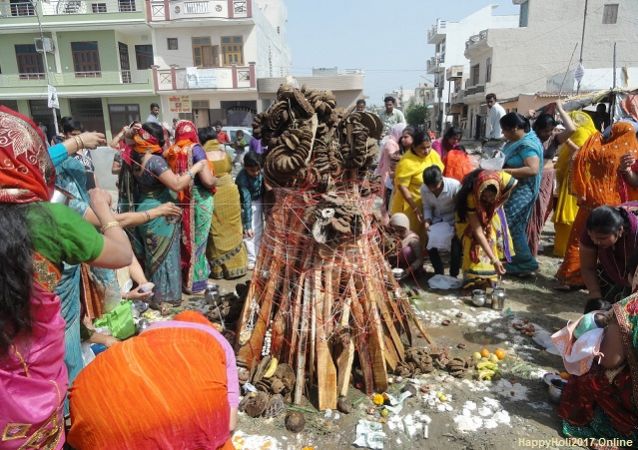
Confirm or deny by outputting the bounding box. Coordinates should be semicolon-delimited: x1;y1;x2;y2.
118;0;136;12
470;64;480;86
108;104;140;136
135;45;154;69
91;3;107;13
192;37;218;68
69;98;105;134
15;44;45;79
519;0;529;27
485;57;492;83
71;41;101;76
221;36;244;66
9;0;35;16
602;4;618;24
167;38;178;50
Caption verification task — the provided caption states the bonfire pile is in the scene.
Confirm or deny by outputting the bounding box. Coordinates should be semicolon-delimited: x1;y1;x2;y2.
235;84;431;411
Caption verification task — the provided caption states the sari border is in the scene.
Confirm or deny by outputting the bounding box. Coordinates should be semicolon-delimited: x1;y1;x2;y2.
613;296;638;407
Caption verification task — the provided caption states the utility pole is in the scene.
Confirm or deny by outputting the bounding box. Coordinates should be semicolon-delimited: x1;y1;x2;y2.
612;42;617;89
30;0;59;136
576;0;588;94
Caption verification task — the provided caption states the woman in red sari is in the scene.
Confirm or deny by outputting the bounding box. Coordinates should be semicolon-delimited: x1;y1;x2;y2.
0;106;132;449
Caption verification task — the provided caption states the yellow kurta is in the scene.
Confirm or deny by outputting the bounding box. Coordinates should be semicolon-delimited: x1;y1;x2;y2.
390;149;444;244
551;112;597;257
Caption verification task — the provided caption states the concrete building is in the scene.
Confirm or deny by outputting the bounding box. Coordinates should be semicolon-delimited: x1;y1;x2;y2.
426;5;518;133
0;0;290;138
0;0;158;139
258;69;364;110
149;0;290;128
462;0;638;139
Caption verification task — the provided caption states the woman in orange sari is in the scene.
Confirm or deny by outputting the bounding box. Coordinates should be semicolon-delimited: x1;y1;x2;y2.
67;311;238;450
166;120;216;294
556;122;638;289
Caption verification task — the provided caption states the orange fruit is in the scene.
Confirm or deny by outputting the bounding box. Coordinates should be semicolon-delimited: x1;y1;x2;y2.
559;371;571;380
494;348;506;360
480;348;490;358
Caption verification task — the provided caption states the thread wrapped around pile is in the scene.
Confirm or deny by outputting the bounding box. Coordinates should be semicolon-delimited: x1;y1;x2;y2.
236;85;432;411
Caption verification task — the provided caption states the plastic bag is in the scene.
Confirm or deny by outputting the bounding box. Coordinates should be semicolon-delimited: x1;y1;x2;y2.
427;274;463;290
479;150;505;170
93;300;136;340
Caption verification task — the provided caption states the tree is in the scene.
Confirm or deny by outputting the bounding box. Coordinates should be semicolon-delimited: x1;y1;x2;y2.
405;103;429;129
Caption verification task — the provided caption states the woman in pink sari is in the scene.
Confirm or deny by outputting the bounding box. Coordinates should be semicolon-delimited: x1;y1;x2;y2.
0;106;132;449
376;123;406;214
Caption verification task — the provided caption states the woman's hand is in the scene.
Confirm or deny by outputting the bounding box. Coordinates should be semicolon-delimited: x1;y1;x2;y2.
79;132;107;149
89;188;113;212
124;283;155;300
153;202;181;218
191;160;208;174
620;153;636;173
493;260;506;276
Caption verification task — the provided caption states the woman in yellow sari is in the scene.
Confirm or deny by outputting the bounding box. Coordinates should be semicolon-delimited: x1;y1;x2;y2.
390;129;444;245
456;169;517;290
552;111;597;257
199;126;248;279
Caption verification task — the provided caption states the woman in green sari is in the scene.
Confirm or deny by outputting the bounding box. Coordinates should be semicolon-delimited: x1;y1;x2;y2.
127;123;209;304
166;120;217;294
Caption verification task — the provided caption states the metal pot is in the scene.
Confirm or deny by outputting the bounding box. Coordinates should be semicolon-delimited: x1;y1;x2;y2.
491;287;506;310
471;289;487;307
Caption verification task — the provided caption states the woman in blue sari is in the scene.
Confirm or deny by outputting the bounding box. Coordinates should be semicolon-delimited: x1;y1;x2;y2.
500;112;543;276
126;122;208;304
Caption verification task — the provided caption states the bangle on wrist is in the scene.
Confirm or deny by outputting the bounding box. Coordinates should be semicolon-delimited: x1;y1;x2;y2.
78;134;85;149
73;135;82;150
101;221;121;233
144;211;151;222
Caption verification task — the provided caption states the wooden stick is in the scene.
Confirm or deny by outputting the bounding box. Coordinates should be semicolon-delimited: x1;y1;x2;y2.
315;263;337;410
294;269;312;404
349;279;374;394
336;277;355;397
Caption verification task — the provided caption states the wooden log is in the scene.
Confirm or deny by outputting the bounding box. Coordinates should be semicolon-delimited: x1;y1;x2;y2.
287;253;312;366
315;265;337;410
308;266;317;382
294;271;312;404
335;277;355;397
349;278;374;394
358;274;388;393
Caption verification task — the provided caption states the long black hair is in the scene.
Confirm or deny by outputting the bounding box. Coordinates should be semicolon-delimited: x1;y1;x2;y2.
142;122;165;148
399;126;415;154
456;168;486;222
442;126;463;150
586;205;628;235
61;116;83;135
0;204;35;354
500;112;530;133
198;126;217;145
411;129;431;151
532;113;557;134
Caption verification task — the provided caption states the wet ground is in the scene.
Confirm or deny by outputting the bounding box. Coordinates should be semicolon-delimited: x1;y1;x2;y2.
209;226;591;450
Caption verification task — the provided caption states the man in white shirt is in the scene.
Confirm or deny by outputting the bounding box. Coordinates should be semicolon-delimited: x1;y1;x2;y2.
379;96;406;136
420;165;462;276
146;102;161;124
485;93;506;140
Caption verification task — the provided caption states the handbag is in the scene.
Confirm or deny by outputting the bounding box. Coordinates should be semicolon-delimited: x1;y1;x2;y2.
93;300;136;340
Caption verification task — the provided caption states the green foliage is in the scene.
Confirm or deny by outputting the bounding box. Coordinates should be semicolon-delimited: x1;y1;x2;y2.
405;103;429;127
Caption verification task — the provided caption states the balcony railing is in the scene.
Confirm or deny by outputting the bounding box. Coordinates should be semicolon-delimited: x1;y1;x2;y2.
154;64;255;91
149;0;251;22
465;29;488;50
0;69;152;88
464;84;486;96
427;19;447;42
0;0;141;17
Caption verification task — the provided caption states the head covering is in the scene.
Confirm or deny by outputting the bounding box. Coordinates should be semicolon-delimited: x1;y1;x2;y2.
551;312;606;375
389;213;410;231
173;120;199;145
389;123;406;143
472;170;516;228
133;127;162;155
0;106;55;203
572;121;638;206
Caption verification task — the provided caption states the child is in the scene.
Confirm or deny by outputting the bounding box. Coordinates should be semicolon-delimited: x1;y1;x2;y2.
236;151;265;269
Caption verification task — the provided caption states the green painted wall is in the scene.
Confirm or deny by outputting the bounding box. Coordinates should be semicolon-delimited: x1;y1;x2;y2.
56;30;119;72
0;33;57;74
